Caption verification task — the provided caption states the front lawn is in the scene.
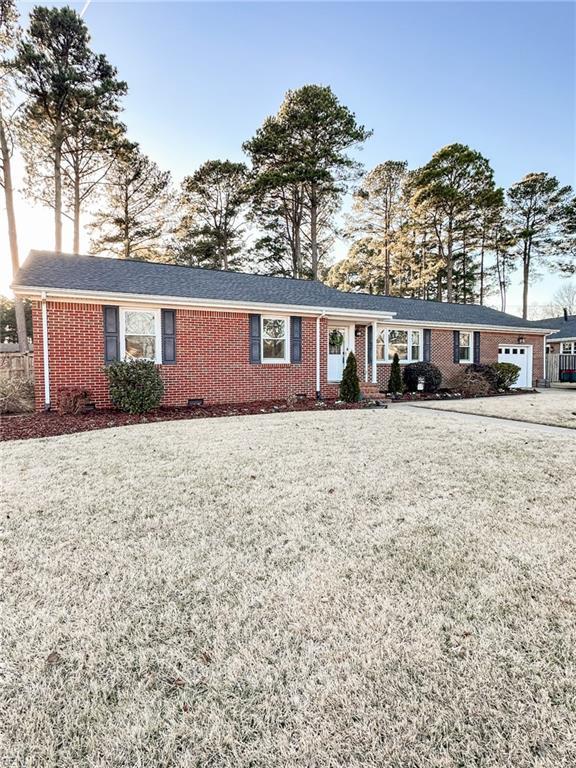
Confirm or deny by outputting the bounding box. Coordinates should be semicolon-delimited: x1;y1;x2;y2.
1;409;575;766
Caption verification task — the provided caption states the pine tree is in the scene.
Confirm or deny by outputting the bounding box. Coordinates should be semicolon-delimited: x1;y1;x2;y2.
0;0;27;351
89;144;173;260
14;6;126;252
410;144;496;302
339;351;360;402
244;85;370;279
174;160;249;270
346;160;408;294
387;353;402;395
507;173;574;318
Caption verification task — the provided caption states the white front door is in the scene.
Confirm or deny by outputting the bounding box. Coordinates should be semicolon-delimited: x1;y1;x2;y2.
328;326;348;382
498;344;532;387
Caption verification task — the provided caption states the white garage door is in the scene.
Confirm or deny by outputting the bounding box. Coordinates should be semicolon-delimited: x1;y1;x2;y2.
498;345;532;388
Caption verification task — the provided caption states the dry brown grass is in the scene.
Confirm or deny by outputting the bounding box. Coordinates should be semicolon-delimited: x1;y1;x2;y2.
1;408;575;767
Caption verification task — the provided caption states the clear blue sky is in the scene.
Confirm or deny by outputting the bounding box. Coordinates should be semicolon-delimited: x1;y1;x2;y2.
12;1;576;314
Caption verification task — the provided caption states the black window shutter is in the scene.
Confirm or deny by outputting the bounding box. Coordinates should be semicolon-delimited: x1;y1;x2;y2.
249;314;261;363
290;316;302;363
473;331;481;365
453;330;460;364
423;329;432;362
162;309;176;365
367;325;373;365
103;305;119;363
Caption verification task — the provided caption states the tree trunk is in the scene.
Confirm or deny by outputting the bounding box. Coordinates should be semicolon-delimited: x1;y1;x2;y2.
522;255;530;320
293;225;301;279
0;107;28;352
310;182;318;280
479;232;485;305
446;220;453;302
384;242;390;294
73;156;81;254
123;185;130;259
54;121;63;252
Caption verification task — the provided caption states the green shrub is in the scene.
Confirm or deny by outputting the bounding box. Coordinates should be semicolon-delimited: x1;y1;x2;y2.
403;361;442;393
491;362;521;390
387;352;403;395
104;360;164;414
340;351;360;402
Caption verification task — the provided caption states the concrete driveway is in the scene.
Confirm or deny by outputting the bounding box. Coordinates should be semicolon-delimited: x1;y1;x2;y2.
403;388;576;430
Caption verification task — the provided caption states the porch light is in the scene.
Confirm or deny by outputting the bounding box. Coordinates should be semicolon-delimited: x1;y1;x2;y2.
355;328;362;338
517;336;525;343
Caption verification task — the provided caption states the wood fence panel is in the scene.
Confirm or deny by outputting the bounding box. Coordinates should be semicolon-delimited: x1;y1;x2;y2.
0;351;34;380
547;353;559;382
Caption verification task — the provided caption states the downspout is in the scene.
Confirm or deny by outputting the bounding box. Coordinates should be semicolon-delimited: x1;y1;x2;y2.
41;291;51;410
371;321;378;384
365;326;369;383
316;311;326;399
543;336;547;384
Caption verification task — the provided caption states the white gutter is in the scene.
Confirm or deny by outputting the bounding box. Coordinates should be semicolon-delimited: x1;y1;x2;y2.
41;291;51;409
316;312;326;397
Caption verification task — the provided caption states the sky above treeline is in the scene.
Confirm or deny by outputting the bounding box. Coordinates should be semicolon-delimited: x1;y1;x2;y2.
3;0;575;316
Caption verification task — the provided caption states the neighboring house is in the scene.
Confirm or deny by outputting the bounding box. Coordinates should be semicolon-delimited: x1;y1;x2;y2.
539;314;576;383
539;315;576;355
13;250;555;410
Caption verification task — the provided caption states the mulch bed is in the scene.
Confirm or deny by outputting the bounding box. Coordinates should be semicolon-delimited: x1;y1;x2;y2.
391;389;534;402
1;399;376;442
1;389;535;442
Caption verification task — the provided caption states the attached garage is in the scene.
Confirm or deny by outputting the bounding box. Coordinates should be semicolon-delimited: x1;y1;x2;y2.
498;345;532;388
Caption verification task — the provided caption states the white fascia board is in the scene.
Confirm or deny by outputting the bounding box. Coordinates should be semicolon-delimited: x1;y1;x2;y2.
548;335;576;342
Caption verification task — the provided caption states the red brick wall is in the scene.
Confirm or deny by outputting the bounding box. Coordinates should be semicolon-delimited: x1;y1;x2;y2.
33;302;320;410
369;329;545;389
31;302;546;410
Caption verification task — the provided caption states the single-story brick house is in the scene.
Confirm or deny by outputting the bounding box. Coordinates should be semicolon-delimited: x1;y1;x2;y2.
13;250;555;410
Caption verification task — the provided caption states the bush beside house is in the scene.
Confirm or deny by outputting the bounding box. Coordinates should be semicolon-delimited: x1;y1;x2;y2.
387;353;403;395
340;352;360;402
104;360;164;414
403;362;442;393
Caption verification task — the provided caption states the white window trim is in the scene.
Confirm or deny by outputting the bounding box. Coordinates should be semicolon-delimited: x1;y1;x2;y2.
560;341;575;354
375;326;423;364
261;315;290;364
458;331;472;364
119;307;162;364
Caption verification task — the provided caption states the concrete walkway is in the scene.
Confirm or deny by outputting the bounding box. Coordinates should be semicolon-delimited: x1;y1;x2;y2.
395;402;576;436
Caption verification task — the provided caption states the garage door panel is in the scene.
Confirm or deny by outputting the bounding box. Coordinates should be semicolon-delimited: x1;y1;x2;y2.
497;345;532;387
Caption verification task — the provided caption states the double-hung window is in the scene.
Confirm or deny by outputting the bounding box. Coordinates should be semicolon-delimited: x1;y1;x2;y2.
120;308;161;363
376;327;422;363
262;317;289;363
561;341;575;354
459;332;472;363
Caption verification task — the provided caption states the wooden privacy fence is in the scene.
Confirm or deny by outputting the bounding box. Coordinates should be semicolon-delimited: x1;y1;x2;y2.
0;351;34;380
547;353;576;382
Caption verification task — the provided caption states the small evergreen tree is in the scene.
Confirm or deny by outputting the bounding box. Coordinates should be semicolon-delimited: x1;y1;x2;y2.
339;351;360;402
387;352;403;395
